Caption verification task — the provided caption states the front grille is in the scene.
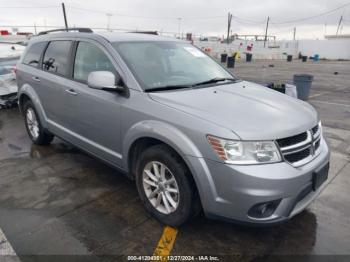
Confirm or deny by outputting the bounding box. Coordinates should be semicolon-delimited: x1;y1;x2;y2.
284;147;311;163
312;125;319;135
277;124;321;167
276;132;308;148
315;139;320;151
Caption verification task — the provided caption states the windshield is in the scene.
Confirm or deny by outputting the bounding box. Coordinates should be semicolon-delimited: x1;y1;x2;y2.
112;41;235;91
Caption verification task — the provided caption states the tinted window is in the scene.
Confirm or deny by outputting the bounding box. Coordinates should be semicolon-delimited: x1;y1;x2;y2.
22;42;47;67
43;41;72;76
74;42;116;82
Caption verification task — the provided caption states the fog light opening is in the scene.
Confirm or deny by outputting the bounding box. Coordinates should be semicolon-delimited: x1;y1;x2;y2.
248;199;281;219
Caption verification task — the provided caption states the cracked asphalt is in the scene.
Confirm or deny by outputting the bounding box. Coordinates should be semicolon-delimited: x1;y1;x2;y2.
0;59;349;261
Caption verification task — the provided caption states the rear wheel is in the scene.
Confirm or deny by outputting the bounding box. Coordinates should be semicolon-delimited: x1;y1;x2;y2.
23;100;54;145
136;144;200;226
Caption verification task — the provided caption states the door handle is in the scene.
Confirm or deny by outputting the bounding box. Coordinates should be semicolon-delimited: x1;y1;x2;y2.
32;76;40;82
65;89;78;96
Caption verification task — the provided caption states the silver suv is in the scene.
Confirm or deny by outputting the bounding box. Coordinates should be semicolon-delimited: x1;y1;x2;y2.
16;29;330;226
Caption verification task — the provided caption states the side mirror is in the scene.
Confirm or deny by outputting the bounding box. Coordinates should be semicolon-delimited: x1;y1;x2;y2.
87;71;123;91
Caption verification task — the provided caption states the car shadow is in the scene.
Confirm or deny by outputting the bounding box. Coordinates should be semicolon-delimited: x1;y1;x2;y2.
173;210;317;258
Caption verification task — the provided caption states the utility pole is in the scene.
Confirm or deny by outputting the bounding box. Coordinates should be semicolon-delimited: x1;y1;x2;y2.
336;16;343;36
106;13;113;31
227;12;233;44
62;2;68;30
263;16;269;48
34;23;37;35
293;27;296;41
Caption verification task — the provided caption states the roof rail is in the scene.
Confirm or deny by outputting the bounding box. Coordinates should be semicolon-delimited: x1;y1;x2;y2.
128;31;158;35
38;28;93;36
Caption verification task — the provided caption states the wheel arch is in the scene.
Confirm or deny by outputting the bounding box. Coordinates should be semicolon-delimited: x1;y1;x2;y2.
126;135;204;214
18;84;48;129
123;120;203;174
18;93;31;113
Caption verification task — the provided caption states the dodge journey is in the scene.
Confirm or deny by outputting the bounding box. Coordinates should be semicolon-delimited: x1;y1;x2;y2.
16;29;330;226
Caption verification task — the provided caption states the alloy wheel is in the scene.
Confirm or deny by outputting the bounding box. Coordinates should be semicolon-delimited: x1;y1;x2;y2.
26;108;39;139
142;161;180;214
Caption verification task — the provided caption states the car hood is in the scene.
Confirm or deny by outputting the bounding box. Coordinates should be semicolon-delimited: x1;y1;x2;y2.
149;81;318;140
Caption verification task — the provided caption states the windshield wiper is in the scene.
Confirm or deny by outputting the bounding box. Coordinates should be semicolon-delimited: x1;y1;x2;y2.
145;85;193;92
145;77;238;92
192;77;237;87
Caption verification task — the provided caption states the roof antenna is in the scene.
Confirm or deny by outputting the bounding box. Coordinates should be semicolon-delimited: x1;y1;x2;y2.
62;3;68;31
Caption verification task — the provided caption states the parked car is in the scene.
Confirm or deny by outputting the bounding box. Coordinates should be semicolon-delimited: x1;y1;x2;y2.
0;57;18;94
0;42;26;108
16;29;330;226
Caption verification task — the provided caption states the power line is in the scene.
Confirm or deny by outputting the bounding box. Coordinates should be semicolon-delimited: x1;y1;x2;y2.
269;23;294;35
232;16;265;24
68;6;225;20
184;16;225;20
0;24;181;34
1;2;350;37
68;7;177;20
271;1;350;24
1;2;350;21
0;5;58;9
1;3;349;25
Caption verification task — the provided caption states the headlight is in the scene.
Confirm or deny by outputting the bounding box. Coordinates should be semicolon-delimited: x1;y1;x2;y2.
207;135;282;164
318;121;322;135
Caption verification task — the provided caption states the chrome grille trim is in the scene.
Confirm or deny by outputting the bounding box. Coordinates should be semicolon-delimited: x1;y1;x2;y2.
283;143;312;155
279;131;312;152
277;123;322;167
313;129;321;141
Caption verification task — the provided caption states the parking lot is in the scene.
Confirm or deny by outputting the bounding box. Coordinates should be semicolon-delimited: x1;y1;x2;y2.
0;59;350;260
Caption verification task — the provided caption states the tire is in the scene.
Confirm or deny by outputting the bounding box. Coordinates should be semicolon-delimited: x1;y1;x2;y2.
136;144;200;226
23;100;54;145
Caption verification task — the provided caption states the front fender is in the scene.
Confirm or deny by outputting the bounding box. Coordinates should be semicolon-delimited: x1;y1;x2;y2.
122;120;219;212
18;84;48;129
123;120;203;168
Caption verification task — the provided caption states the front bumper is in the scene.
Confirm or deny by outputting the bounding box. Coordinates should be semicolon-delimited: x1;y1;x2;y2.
187;137;330;225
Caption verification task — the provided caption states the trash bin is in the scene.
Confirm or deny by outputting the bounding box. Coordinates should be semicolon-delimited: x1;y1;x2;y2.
221;53;228;63
293;74;314;101
227;56;235;68
302;56;307;62
287;55;293;62
246;53;252;62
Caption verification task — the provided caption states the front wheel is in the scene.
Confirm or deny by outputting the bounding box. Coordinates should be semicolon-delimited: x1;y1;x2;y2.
23;100;54;145
136;144;200;226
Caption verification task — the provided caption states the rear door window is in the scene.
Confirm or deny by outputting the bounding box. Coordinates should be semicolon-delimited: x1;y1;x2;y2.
73;41;116;82
42;41;72;76
22;42;47;67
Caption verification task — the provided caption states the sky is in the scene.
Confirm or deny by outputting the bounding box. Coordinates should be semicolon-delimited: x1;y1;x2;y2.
1;0;350;40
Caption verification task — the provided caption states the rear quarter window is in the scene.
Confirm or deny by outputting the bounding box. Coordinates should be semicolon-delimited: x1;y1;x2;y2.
42;41;72;77
22;42;47;67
